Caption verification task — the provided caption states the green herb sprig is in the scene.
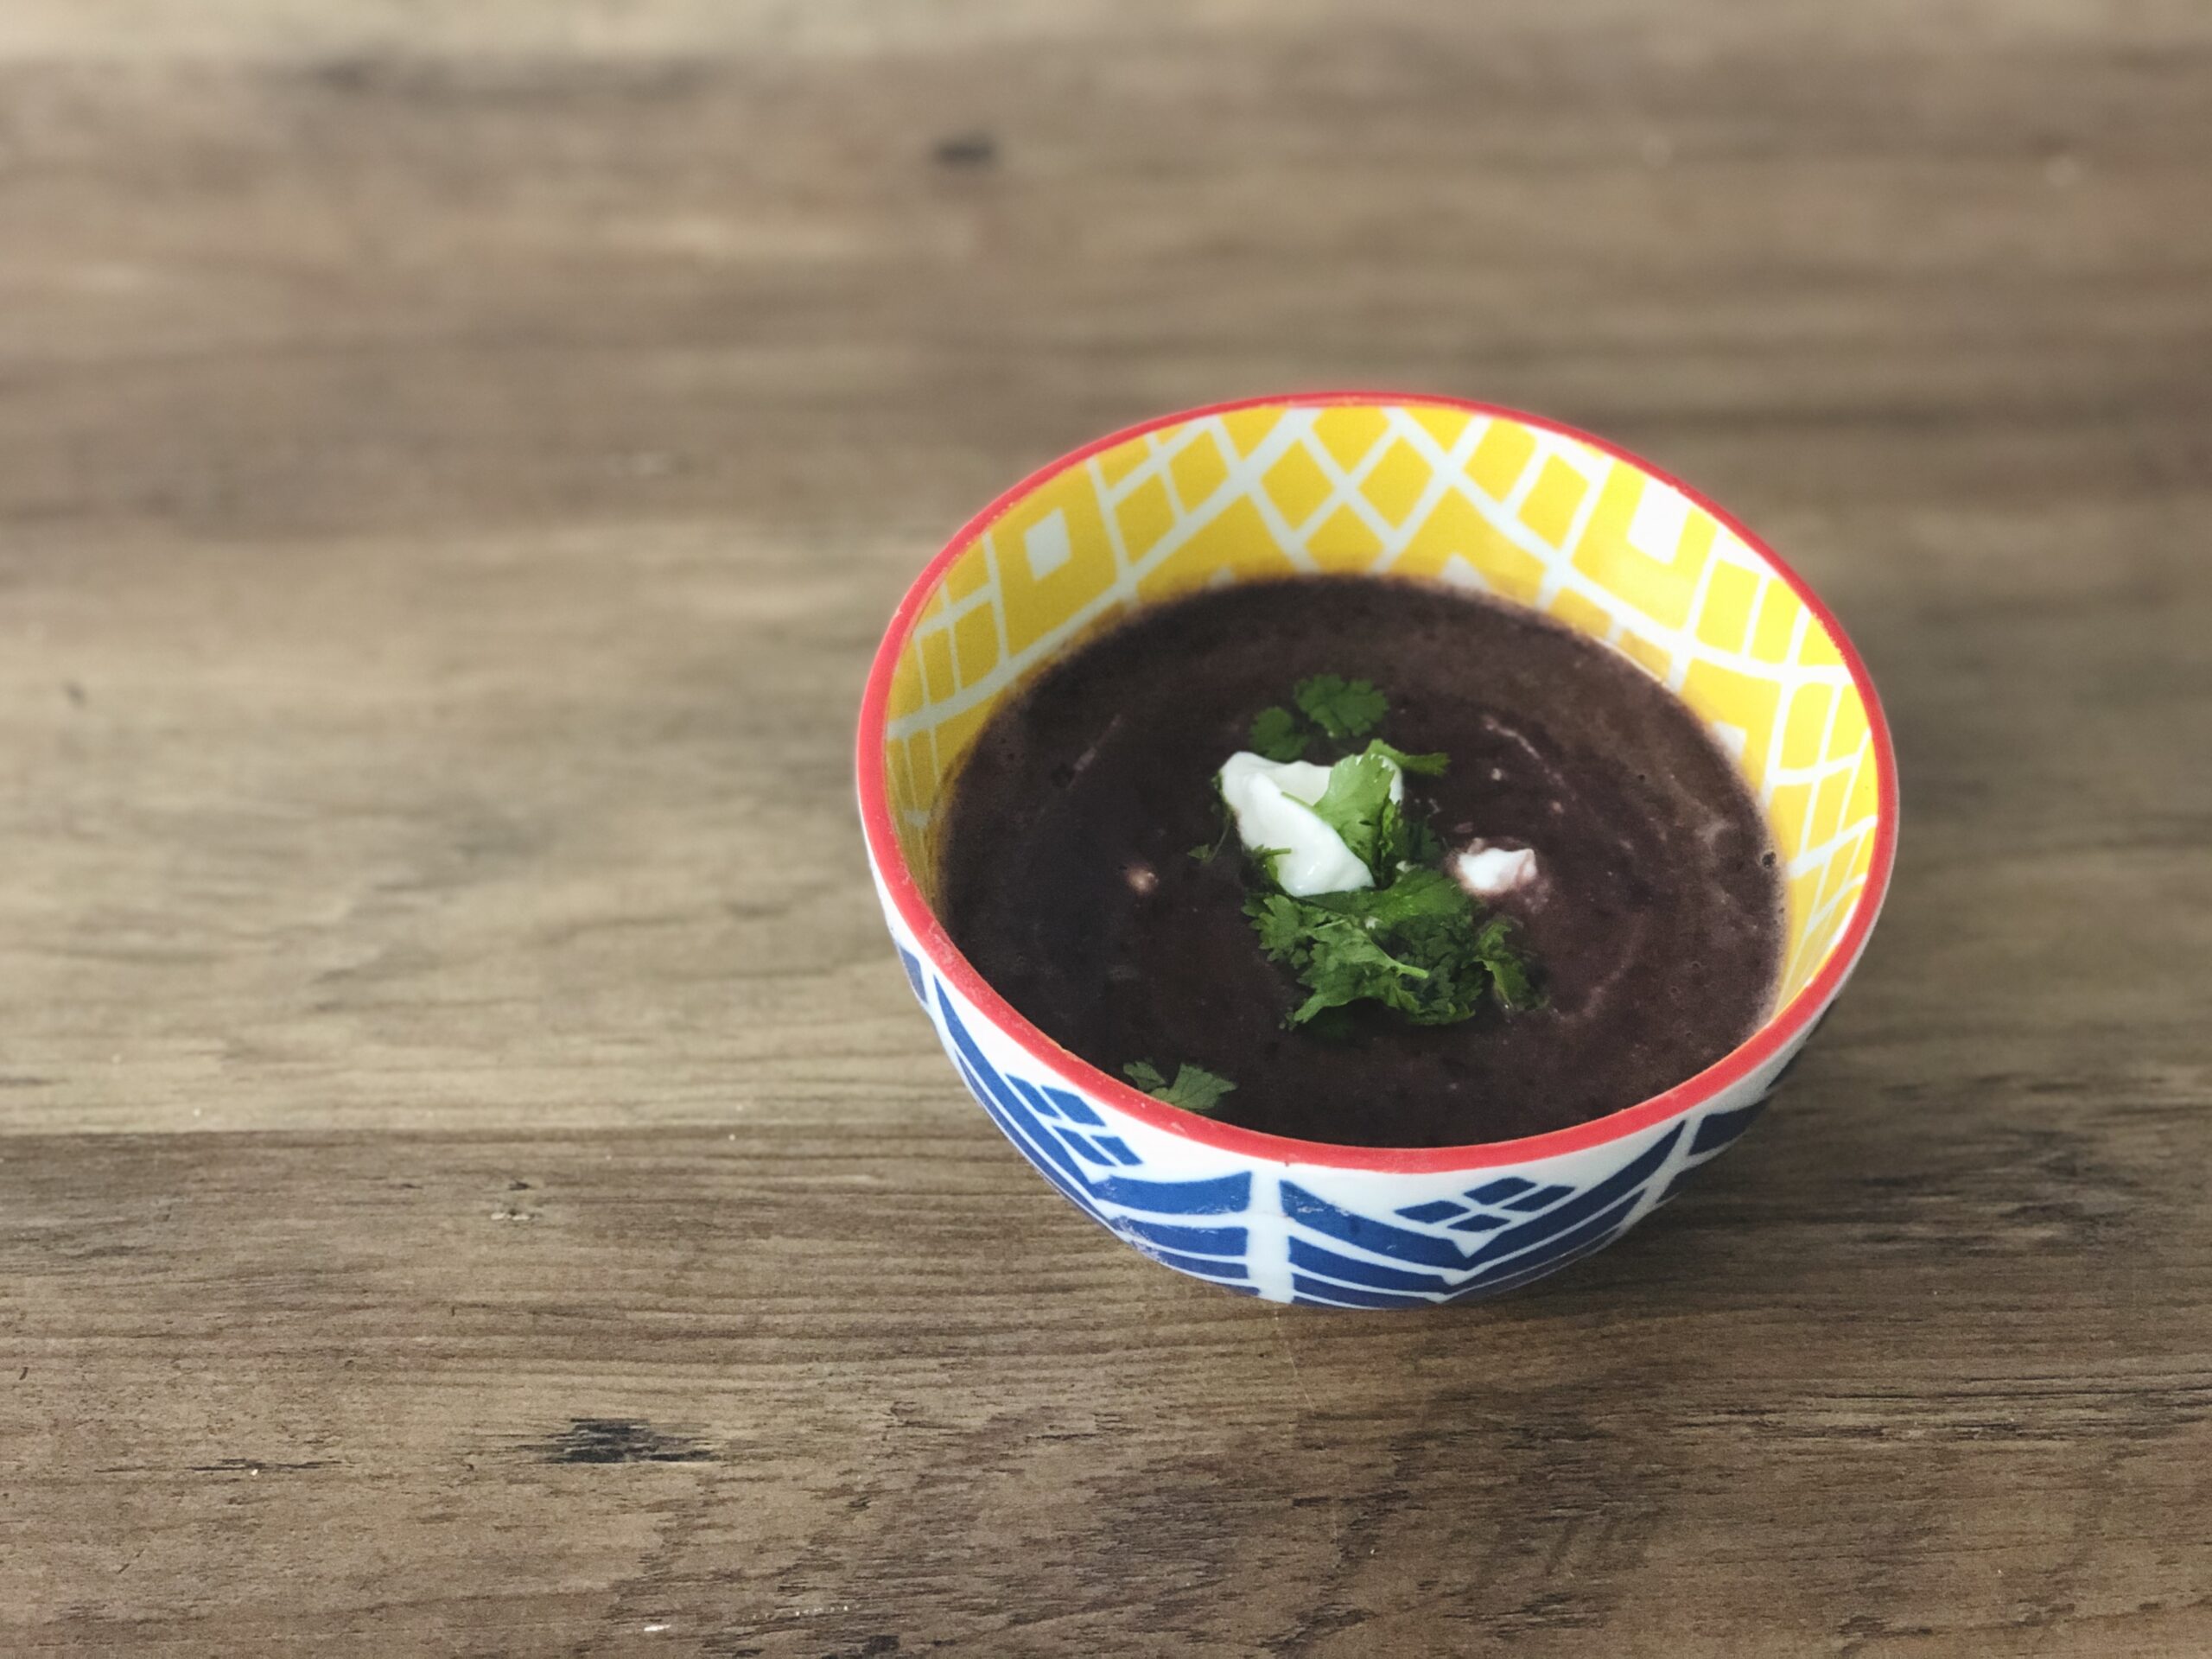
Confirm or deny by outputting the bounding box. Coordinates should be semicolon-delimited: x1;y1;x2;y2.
1123;1060;1238;1114
1296;674;1390;741
1248;705;1312;764
1246;872;1541;1027
1300;741;1446;874
1232;676;1541;1029
1248;674;1392;761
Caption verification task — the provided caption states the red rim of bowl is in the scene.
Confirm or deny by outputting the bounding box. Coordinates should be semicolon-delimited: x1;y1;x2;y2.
855;391;1899;1173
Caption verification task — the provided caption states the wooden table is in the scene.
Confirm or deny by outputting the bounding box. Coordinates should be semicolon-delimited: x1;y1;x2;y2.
5;3;2209;1654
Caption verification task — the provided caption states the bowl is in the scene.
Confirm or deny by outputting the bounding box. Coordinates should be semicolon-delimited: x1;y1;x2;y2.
856;392;1897;1306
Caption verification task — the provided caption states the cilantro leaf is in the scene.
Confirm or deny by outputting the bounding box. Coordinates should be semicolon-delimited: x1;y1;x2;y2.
1243;868;1543;1028
1373;792;1452;873
1306;751;1399;874
1188;793;1234;863
1472;914;1543;1011
1244;888;1427;1027
1123;1059;1238;1114
1306;865;1466;928
1243;684;1439;774
1248;705;1310;763
1374;796;1415;873
1248;892;1312;957
1363;737;1448;777
1295;748;1446;882
1401;812;1444;868
1294;675;1389;741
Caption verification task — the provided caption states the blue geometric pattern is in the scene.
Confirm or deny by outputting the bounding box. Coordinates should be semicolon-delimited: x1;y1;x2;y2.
896;946;929;1007
1395;1199;1465;1224
1276;1124;1682;1307
1690;1099;1764;1157
917;963;1783;1307
1468;1177;1535;1205
935;986;1256;1287
1654;1098;1769;1207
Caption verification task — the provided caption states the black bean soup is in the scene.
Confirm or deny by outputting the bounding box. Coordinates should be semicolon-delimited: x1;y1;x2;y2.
937;577;1783;1147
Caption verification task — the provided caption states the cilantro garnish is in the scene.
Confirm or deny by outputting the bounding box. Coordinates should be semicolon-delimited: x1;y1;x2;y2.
1248;676;1400;761
1402;812;1445;867
1297;740;1450;880
1294;674;1389;741
1188;791;1235;863
1244;871;1542;1027
1224;681;1541;1032
1470;913;1541;1009
1363;738;1448;777
1305;748;1399;873
1123;1060;1238;1114
1248;704;1310;763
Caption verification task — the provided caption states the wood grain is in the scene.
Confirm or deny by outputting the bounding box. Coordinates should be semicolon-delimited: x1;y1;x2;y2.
3;2;2209;1653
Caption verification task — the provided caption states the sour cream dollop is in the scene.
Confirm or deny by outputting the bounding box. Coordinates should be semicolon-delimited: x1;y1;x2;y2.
1216;751;1402;899
1452;839;1540;897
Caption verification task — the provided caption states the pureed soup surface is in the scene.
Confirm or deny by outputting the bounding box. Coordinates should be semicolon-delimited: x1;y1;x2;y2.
937;577;1783;1147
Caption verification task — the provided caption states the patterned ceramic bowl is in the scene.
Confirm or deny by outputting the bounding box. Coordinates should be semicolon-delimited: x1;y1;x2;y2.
857;393;1897;1306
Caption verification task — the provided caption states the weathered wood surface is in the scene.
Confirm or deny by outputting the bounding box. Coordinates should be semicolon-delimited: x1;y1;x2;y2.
3;3;2209;1653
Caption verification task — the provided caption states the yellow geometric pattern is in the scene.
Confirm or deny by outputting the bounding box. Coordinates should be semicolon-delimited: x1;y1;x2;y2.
882;403;1884;1004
